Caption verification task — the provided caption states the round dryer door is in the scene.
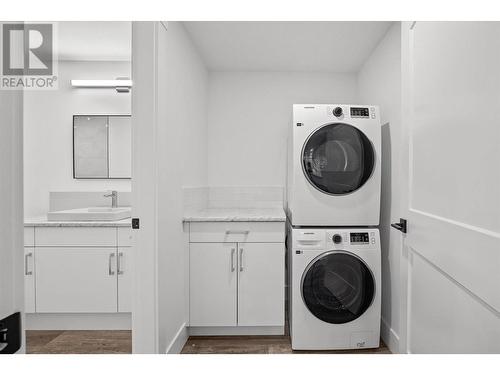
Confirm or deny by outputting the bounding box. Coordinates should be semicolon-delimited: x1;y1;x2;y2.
302;123;375;195
301;252;375;324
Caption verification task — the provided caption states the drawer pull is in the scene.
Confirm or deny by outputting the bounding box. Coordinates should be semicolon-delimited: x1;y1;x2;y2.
225;230;250;235
297;240;321;244
109;253;116;275
25;253;33;276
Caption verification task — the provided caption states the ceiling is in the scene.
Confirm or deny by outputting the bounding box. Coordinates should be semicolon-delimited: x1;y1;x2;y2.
57;22;131;61
184;21;393;73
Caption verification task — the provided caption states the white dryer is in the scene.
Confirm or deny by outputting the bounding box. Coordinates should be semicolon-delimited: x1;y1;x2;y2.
288;224;381;350
285;104;381;226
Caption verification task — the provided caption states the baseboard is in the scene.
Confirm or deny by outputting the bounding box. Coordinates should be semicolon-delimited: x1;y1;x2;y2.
381;317;400;353
26;313;131;330
166;323;188;354
189;325;284;336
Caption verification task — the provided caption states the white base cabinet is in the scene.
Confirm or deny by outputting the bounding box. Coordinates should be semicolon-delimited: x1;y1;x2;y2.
23;226;133;317
35;247;118;313
189;221;285;332
190;243;238;326
237;243;284;326
117;247;133;313
24;247;36;313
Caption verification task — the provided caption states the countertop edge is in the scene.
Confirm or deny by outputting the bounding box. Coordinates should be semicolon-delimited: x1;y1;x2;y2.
24;218;132;227
182;217;286;222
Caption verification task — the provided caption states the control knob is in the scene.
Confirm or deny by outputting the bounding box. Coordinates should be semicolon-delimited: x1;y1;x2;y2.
333;106;343;117
332;234;342;244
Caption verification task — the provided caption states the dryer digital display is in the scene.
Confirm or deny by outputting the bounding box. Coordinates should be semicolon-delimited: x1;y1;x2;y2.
350;232;369;244
350;107;369;117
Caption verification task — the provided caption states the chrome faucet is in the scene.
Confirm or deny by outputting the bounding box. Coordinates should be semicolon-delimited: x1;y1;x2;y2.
103;190;118;208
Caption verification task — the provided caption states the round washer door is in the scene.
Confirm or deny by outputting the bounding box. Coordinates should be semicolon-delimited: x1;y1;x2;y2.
301;252;375;324
302;123;375;195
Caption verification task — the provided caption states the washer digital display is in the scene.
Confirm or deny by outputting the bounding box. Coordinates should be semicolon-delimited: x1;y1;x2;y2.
350;107;369;117
350;232;369;244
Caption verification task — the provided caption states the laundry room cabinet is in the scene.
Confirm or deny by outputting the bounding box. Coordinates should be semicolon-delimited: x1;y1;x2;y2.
189;242;238;326
237;242;285;326
188;221;285;333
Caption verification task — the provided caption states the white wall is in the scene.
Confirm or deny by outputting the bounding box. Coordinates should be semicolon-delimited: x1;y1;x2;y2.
0;88;25;351
156;21;208;352
357;23;402;352
207;72;358;187
23;60;131;218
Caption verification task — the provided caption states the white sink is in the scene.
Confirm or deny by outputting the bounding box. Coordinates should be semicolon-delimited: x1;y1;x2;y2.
47;207;131;221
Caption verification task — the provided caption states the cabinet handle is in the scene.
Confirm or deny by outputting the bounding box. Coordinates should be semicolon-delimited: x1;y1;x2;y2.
225;230;250;235
109;253;116;275
231;248;235;272
239;248;244;272
25;252;33;276
117;252;124;275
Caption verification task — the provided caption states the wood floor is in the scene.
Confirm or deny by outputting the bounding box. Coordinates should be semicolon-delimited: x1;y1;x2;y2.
26;330;132;354
26;330;390;354
181;335;391;354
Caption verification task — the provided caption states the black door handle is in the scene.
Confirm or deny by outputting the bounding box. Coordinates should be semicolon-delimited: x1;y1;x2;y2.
391;218;407;234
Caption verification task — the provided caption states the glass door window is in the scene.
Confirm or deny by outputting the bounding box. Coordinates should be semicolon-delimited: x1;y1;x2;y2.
301;252;375;324
302;123;374;195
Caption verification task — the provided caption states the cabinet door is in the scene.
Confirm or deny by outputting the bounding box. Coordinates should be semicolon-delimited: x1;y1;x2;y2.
238;243;285;326
24;248;36;313
117;248;132;312
190;243;237;326
35;248;118;313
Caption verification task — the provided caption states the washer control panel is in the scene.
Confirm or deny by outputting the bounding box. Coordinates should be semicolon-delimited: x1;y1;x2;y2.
350;232;369;244
350;107;369;118
326;230;378;249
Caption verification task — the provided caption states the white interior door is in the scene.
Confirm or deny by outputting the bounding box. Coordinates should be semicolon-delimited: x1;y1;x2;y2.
399;22;500;353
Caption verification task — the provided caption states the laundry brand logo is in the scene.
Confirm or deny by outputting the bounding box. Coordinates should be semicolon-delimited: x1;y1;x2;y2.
1;23;58;90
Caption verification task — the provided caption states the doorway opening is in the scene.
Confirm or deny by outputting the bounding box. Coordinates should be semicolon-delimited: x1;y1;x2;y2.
22;21;133;354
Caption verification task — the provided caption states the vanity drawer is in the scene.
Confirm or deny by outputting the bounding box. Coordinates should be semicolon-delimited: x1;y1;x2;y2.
117;227;133;247
35;227;117;247
24;227;35;247
189;222;285;243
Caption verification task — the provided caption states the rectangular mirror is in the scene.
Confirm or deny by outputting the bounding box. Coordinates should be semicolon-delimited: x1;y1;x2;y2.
73;115;131;179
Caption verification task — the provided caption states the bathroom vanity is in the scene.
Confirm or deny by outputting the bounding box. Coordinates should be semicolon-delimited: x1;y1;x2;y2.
23;218;133;329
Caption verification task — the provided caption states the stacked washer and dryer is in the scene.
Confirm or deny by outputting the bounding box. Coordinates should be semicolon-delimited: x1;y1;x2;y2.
285;104;382;350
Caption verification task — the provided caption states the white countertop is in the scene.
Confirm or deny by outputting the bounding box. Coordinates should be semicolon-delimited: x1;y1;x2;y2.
183;207;286;222
24;216;132;227
26;207;286;226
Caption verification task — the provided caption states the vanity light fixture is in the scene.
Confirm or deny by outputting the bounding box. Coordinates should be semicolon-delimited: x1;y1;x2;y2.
70;77;132;93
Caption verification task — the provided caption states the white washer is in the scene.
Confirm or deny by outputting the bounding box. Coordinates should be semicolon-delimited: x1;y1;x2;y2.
285;104;381;226
288;224;381;350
